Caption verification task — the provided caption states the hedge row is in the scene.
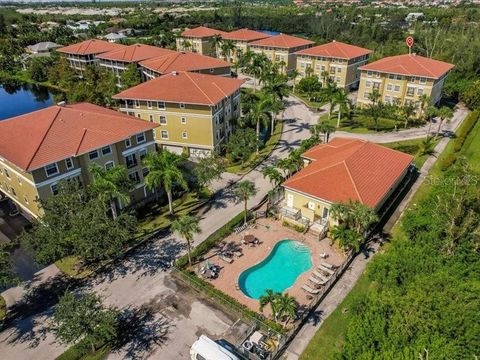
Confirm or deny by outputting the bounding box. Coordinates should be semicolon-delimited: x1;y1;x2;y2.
176;211;250;269
440;110;479;171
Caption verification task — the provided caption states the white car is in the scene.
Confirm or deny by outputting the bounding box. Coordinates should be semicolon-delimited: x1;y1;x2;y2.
190;335;241;360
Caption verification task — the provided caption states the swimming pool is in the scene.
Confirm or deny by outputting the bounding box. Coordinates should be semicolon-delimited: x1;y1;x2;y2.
238;240;312;299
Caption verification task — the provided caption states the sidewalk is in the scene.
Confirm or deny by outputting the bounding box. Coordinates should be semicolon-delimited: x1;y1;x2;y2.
282;116;465;359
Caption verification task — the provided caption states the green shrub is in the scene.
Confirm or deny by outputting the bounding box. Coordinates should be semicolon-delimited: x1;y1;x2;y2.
440;154;457;171
55;340;110;360
282;219;305;233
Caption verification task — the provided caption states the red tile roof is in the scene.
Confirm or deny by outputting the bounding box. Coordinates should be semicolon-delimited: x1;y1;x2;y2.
0;103;157;172
222;28;271;42
57;39;126;55
181;26;226;38
96;44;176;62
295;40;372;59
249;34;314;49
283;138;413;208
359;54;454;79
113;71;244;105
139;52;231;75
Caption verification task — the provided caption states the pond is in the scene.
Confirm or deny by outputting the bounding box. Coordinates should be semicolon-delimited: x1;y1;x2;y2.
0;80;55;120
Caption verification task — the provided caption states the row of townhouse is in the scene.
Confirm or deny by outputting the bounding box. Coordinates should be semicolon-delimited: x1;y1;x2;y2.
176;26;454;108
57;39;233;85
0;103;157;219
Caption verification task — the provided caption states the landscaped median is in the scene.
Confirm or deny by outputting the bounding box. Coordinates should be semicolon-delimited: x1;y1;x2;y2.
299;110;479;359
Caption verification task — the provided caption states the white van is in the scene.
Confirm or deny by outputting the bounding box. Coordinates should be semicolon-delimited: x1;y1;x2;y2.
190;335;241;360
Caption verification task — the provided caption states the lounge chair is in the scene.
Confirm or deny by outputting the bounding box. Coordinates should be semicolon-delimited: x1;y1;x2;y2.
233;251;243;258
220;255;234;264
318;264;334;275
308;276;326;286
302;284;321;294
321;262;335;269
313;271;329;282
319;252;328;259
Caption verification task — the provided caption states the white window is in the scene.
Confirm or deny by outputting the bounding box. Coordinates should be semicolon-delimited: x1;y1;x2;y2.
51;183;58;195
147;100;152;109
88;150;99;160
386;84;393;91
179;103;185;109
139;149;147;160
149;114;154;123
45;163;59;177
410;76;416;83
159;116;167;124
135;100;140;108
384;95;391;103
367;71;373;77
388;74;395;79
419;77;427;84
308;201;315;210
137;114;141;119
105;161;114;170
4;169;10;179
337;67;342;73
136;132;146;144
181;116;187;124
101;146;112;156
407;87;415;97
10;187;16;197
182;131;188;139
157;101;165;110
417;88;424;96
125;138;132;148
395;75;402;80
363;92;371;100
300;62;305;68
161;130;169;139
394;85;401;92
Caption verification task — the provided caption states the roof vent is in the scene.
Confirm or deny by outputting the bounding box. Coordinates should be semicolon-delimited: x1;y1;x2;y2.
332;40;336;42
172;71;178;76
57;101;66;107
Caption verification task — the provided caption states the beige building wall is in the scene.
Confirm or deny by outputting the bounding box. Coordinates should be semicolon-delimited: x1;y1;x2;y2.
118;92;241;157
176;37;217;57
0;131;156;219
62;53;99;76
296;54;369;91
283;188;332;223
356;69;445;110
250;44;311;74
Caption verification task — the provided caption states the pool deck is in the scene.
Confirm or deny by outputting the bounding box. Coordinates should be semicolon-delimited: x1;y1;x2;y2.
194;218;346;314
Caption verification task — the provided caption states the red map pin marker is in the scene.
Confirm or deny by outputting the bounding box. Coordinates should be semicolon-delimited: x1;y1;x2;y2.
406;36;414;48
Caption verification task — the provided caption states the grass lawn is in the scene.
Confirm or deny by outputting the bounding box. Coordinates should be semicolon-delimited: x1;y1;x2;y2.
0;295;6;322
322;112;403;134
226;120;283;175
300;113;480;359
291;91;326;110
55;256;94;279
382;138;439;169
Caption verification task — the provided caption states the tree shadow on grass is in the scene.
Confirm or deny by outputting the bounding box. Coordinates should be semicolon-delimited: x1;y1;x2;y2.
112;306;172;360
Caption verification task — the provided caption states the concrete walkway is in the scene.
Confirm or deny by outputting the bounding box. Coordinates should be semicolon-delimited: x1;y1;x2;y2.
282;113;467;360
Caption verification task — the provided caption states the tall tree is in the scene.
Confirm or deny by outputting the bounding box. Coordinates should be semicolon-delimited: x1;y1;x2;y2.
143;150;188;215
435;106;454;138
225;128;260;165
244;94;271;153
171;215;200;266
119;63;141;90
50;291;119;354
259;289;281;321
262;165;284;188
89;163;131;220
0;244;19;288
333;89;351;128
193;153;225;194
234;180;257;225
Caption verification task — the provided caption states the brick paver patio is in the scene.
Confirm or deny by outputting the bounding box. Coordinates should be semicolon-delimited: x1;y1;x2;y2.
194;218;346;314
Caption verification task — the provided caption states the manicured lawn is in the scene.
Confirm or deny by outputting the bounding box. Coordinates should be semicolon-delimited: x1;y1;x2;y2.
55;256;93;279
323;112;402;134
226;120;283;175
300;275;371;360
300;112;480;359
0;295;6;322
291;91;326;110
382;138;439;169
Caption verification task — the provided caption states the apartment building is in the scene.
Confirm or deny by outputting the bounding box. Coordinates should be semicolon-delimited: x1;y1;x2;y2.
0;103;157;219
249;34;314;74
139;51;232;81
176;26;226;57
96;44;176;85
220;28;271;63
356;53;454;109
113;71;244;157
57;39;126;76
295;40;372;91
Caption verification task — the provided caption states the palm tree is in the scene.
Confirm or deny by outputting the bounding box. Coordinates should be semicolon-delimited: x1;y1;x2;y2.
320;70;330;87
171;215;200;266
89;163;130;220
419;136;436;156
305;66;314;77
435;106;454;138
401;103;416;128
259;289;280;321
220;39;235;62
315;120;336;143
143;150;188;215
262;166;284;188
211;34;223;57
248;53;268;93
245;95;271;153
267;95;284;136
418;94;430;120
326;82;339;118
331;224;363;253
180;39;192;52
368;89;381;106
289;69;300;92
234;180;257;225
276;294;298;325
333;89;351;128
425;106;438;138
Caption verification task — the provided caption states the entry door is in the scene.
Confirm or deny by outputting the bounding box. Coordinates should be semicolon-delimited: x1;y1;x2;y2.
322;207;329;219
287;194;294;208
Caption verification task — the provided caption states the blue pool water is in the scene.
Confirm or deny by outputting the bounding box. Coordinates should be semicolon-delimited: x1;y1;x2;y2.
238;240;312;299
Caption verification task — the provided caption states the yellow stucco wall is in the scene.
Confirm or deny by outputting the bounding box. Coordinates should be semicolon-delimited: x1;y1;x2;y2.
284;188;332;222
